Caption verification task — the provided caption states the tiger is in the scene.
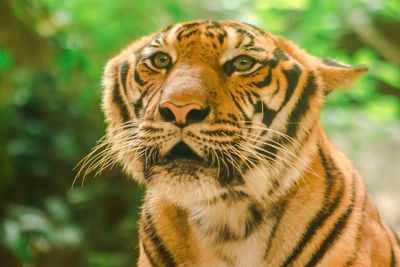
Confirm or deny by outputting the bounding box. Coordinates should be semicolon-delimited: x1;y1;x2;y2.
86;20;400;266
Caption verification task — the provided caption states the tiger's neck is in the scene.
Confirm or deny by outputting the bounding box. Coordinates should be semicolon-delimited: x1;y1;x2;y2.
141;127;362;265
185;133;322;246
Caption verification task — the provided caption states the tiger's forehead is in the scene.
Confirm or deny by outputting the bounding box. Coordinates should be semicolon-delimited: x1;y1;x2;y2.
142;20;277;63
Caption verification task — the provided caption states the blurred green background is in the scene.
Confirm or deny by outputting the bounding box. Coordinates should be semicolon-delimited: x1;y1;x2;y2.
0;0;399;266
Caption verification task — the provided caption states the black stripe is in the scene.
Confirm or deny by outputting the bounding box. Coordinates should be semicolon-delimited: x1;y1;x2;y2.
344;193;368;267
227;113;238;121
272;79;280;96
229;91;251;122
134;70;148;86
142;210;176;267
220;190;249;201
133;84;154;118
205;31;215;38
236;28;255;40
273;48;289;61
142;62;158;72
245;46;266;52
256;139;278;162
218;31;227;44
304;171;356;267
212;203;264;243
252;68;272;88
390;245;396;267
244;204;264;237
142;86;158;114
216;224;241;243
277;64;302;112
382;224;396;267
121;60;130;93
133;84;150;118
235;33;244;48
176;30;184;42
240;21;266;36
133;96;143;118
147;43;160;48
182;22;200;29
206;22;221;29
260;58;279;68
253;100;277;127
180;29;199;40
286;73;317;138
244;90;255;105
280;146;344;267
390;226;400;246
112;80;130;122
264;196;291;259
215;153;241;187
161;24;173;33
141;242;157;267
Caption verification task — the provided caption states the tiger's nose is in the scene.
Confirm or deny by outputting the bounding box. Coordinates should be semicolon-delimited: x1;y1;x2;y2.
159;102;210;127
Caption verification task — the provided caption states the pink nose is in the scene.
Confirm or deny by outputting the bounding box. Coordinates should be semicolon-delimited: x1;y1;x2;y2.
159;102;209;126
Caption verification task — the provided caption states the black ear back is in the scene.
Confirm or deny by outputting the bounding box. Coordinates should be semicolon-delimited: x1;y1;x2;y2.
318;57;369;94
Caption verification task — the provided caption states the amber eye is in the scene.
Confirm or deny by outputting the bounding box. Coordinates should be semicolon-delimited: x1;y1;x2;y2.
233;55;255;72
150;52;171;69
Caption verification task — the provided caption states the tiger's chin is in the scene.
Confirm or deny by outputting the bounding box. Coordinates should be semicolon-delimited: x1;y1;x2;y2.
143;162;226;206
125;155;236;207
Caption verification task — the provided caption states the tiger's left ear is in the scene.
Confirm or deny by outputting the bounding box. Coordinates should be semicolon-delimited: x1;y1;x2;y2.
317;57;369;95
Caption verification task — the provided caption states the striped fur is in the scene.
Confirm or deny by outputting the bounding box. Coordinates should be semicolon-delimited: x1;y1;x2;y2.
94;20;400;266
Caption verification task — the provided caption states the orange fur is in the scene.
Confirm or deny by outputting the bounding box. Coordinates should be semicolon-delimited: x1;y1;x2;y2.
85;20;399;266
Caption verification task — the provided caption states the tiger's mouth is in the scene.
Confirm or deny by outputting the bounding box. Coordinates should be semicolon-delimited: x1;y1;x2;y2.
147;140;240;185
163;141;204;164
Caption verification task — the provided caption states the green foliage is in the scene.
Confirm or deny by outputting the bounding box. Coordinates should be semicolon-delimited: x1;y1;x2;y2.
0;0;399;265
2;199;82;264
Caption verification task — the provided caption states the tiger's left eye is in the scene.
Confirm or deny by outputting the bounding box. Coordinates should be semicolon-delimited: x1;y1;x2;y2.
150;52;171;69
233;55;256;72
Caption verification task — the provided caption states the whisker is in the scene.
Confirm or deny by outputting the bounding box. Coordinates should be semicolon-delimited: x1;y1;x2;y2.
237;134;322;182
238;121;300;146
239;135;303;165
73;119;143;188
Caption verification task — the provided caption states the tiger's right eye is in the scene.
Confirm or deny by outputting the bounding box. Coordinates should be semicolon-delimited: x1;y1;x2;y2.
150;52;172;69
233;55;256;72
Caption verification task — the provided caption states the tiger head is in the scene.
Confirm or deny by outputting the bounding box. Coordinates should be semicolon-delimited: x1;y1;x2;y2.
101;20;368;206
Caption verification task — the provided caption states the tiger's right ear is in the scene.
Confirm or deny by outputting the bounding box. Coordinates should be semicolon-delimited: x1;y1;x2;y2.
317;57;369;95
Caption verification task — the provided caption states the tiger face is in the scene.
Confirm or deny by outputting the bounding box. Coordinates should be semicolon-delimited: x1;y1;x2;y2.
102;20;368;206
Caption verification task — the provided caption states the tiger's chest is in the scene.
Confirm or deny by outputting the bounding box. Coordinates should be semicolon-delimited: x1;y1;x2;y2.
195;236;267;267
186;199;279;266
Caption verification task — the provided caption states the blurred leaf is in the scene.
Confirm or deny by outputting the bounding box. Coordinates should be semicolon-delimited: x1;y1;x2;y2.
2;219;33;263
88;251;130;267
0;48;12;71
372;61;400;88
366;95;400;121
44;197;71;223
